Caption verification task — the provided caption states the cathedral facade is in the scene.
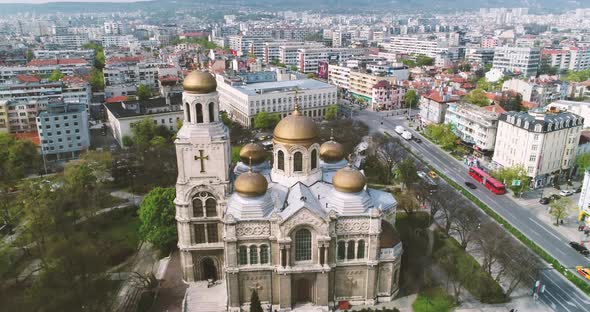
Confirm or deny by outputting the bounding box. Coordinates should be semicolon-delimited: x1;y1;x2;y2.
175;71;403;311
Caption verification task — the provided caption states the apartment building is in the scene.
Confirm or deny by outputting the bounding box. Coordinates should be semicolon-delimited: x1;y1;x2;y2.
419;89;458;125
34;49;95;63
492;108;583;187
37;102;90;161
542;47;590;72
297;47;368;73
444;103;500;151
264;41;324;64
380;37;452;59
278;43;325;66
216;74;337;127
465;48;495;66
492;46;540;77
371;80;405;111
502;78;567;106
102;35;140;49
52;34;90;49
0;58;92;83
0;101;8;133
328;64;403;102
547;100;590;128
228;35;269;57
103;57;168;88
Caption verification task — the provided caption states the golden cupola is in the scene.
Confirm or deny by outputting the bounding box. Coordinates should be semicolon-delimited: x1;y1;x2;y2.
320;132;344;163
332;165;366;193
234;170;268;197
183;71;217;94
273;105;319;146
239;142;267;165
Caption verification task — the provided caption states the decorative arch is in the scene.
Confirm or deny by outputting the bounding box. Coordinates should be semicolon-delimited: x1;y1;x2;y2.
208;102;215;122
277;150;285;171
196;103;204;123
294;228;312;261
310;149;318;170
194;256;221;281
185;102;191;123
185;186;223;205
191;191;217;218
293;151;303;172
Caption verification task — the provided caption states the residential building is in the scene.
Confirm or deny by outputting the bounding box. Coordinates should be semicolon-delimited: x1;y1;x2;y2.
216;74;337;127
380;37;457;59
577;170;590;224
444;103;500;151
481;37;499;48
542;47;590;72
465;48;495;66
502;78;567;106
0;58;92;83
37;102;90;161
419;89;458;125
492;46;540;77
0;101;8;133
278;43;324;66
264;41;324;65
33;49;95;63
104;94;183;147
492;108;583;187
228;35;269;58
103;57;168;88
328;64;402;104
371;80;405;111
547;100;590;128
297;47;368;73
52;34;90;49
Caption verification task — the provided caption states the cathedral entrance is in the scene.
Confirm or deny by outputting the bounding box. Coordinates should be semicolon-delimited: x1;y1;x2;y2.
293;276;314;304
202;257;218;281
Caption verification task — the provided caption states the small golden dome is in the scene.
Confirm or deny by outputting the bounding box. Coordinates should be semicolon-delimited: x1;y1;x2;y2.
332;165;366;193
235;171;268;197
273;107;319;146
239;142;267;164
320;140;344;163
183;71;217;94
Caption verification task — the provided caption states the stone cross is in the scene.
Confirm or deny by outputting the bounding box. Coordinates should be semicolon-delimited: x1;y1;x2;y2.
194;149;209;173
249;282;263;291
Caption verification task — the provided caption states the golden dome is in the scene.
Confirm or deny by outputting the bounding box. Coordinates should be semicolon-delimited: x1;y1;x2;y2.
273;107;319;146
183;71;217;94
235;171;268;197
320;139;344;163
239;142;267;164
332;165;366;193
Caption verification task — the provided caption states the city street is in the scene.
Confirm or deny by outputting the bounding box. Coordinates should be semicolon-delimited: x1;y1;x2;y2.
355;109;590;312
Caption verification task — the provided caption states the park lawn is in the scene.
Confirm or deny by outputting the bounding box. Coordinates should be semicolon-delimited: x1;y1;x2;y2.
412;287;455;312
433;231;506;304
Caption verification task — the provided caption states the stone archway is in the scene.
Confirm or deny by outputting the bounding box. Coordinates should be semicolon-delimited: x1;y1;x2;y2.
292;275;314;304
202;257;218;281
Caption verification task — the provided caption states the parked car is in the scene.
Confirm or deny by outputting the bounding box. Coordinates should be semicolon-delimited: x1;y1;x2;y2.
428;171;438;179
559;189;574;196
417;171;427;179
576;266;590;281
539;197;550;205
549;194;562;201
576;187;582;193
569;241;590;256
465;181;477;189
413;137;422;143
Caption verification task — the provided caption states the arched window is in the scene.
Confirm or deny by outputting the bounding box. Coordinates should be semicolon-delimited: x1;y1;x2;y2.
205;198;217;217
277;150;285;170
192;198;203;217
347;240;355;260
295;229;312;261
208;102;215;122
185;103;191;123
311;149;317;170
357;240;365;259
337;241;345;260
196;103;204;123
250;245;258;264
239;246;248;265
293;151;303;172
260;245;269;264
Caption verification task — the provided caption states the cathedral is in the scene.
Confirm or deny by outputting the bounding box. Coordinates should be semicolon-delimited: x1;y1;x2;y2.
174;70;403;311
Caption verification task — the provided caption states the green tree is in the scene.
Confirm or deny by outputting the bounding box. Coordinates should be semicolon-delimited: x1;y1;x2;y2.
491;165;529;195
253;112;280;129
48;69;64;82
0;133;40;184
324;104;338;120
404;89;419;108
415;55;434;67
498;92;523;112
289;65;298;72
476;78;491;91
136;84;152;100
122;135;134;148
397;158;418;189
465;88;490;107
306;73;316;79
549;197;573;225
249;289;263;312
220;111;232;126
89;68;104;91
26;49;34;62
83;42;105;69
577;153;590;172
424;124;458;151
138;187;178;252
564;69;590;82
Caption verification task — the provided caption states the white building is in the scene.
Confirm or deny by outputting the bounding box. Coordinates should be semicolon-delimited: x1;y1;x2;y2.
264;41;324;65
34;49;95;63
278;43;325;66
547;100;590;128
327;64;403;104
380;37;457;59
228;35;269;58
52;34;90;49
465;48;495;66
103;57;168;88
37;102;90;161
297;47;368;73
502;78;567;106
492;46;540;77
492;108;583;187
216;75;337;127
577;170;590;225
419;90;458;125
444;103;500;151
542;47;590;72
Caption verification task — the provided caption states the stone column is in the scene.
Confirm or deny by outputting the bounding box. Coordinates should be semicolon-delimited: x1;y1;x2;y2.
344;241;349;260
318;245;323;265
323;244;329;268
286;246;291;269
279;274;292;310
247;246;251;265
227;272;241;311
181;250;195;282
365;265;377;304
316;272;329;306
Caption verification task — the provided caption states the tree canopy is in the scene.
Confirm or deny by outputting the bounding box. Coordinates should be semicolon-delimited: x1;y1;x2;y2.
563;69;590;82
404;89;419;108
465;88;490;107
138;187;178;252
577;153;590;173
424;124;458;151
0;133;40;185
253;112;281;129
47;69;64;82
491;165;529;195
136;84;152;100
324;104;338;120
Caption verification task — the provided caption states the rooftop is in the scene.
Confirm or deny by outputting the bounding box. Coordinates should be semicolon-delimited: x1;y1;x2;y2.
230;79;335;96
103;95;182;119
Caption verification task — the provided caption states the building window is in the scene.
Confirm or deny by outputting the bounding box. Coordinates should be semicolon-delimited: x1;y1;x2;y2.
337;241;345;260
194;224;206;244
185;103;191;122
311;149;317;169
347;240;355;260
357;240;365;259
295;229;312;261
250;245;258;264
209;102;215;122
293;151;303;172
205;198;217;217
196;103;204;123
207;223;218;242
193;197;204;217
239;246;248;265
260;245;269;264
277;150;285;170
529;155;536;162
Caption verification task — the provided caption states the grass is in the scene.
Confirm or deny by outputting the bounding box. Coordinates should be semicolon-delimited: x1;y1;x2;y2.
433;231;506;303
412;287;455;312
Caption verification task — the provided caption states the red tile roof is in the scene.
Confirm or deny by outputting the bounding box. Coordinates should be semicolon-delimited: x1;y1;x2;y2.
16;74;41;83
373;80;392;89
105;96;129;103
27;58;87;66
483;104;506;114
106;56;143;65
522;101;539;109
14;131;40;145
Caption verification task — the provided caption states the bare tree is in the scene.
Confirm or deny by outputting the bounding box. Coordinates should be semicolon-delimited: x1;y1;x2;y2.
450;208;481;250
474;222;512;279
432;185;461;235
501;242;541;297
436;244;477;304
396;189;419;215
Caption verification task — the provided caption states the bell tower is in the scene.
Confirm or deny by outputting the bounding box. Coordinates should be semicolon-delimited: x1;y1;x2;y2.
175;71;231;282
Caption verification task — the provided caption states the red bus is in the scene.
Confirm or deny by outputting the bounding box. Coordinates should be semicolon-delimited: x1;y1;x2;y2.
468;167;506;195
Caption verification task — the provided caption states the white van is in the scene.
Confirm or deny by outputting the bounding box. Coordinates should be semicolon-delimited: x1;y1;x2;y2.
394;125;405;134
402;131;412;140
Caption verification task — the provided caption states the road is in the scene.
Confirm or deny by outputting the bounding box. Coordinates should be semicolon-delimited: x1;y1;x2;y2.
355;109;590;312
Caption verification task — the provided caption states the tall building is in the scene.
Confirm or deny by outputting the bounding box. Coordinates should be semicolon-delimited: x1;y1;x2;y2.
492;46;540;77
465;48;495;66
541;47;590;72
176;71;401;311
37;102;90;161
492;108;583;187
380;37;456;59
297;47;368;73
444;103;501;152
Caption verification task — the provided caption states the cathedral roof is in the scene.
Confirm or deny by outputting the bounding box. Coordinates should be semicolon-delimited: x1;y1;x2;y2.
273;106;319;146
183;71;217;94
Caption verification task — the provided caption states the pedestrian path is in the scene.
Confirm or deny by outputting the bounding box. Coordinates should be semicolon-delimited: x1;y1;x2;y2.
184;280;227;312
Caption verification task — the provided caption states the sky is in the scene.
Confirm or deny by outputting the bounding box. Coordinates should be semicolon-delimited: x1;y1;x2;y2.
0;0;147;3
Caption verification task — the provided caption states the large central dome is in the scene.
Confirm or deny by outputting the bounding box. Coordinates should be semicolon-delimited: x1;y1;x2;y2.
273;106;319;146
183;71;217;94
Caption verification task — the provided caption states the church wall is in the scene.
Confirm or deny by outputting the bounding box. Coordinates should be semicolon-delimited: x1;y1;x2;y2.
238;270;273;306
333;265;369;301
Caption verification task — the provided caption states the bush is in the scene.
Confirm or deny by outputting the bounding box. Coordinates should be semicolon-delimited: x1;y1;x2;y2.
412;288;454;312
